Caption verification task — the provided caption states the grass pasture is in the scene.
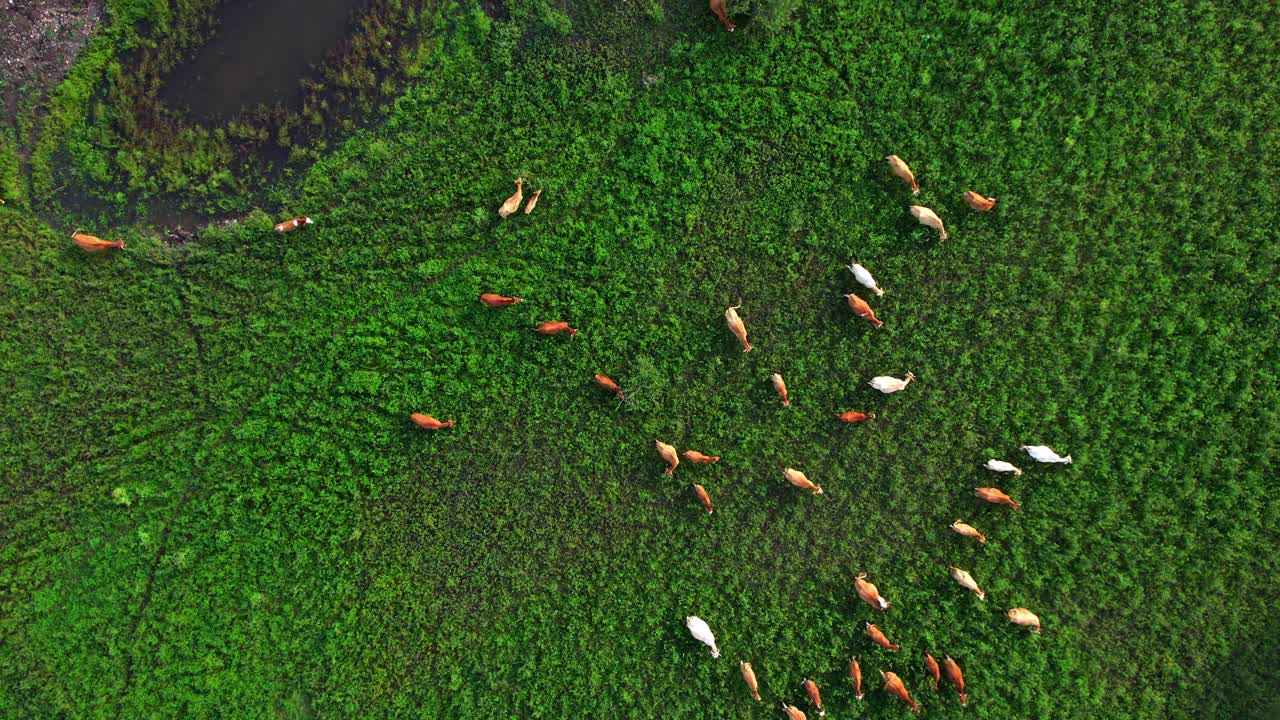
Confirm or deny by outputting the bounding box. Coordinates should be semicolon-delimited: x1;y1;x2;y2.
2;0;1279;718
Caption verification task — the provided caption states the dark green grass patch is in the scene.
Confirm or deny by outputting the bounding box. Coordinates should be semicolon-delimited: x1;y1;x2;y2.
2;0;1279;718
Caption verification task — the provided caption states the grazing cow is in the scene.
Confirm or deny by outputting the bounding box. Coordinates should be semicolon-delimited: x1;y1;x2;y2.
949;567;986;600
71;230;126;252
534;321;577;337
949;520;987;544
708;0;735;31
783;467;823;495
869;372;915;394
943;655;968;705
845;293;883;329
1007;608;1042;633
594;373;624;400
273;216;313;234
848;262;885;296
656;441;680;475
410;413;455;430
910;205;948;240
925;653;941;691
849;656;865;700
964;190;997;212
886;155;920;194
683;450;720;463
974;487;1021;509
725;304;752;352
985;459;1023;476
480;293;523;306
1022;444;1073;463
781;704;806;720
498;178;524;218
692;483;713;514
524;189;542;214
686;616;720;657
881;671;921;713
739;661;761;700
836;410;876;424
866;622;899;652
803;678;825;716
771;373;791;407
855;573;891;611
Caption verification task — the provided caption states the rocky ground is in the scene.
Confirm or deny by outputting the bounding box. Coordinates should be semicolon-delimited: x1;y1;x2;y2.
0;0;102;139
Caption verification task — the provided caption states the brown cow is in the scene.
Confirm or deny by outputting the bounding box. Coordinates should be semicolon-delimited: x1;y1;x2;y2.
534;321;577;337
709;0;735;31
594;373;624;400
692;483;713;514
273;216;313;233
802;678;825;716
974;487;1021;509
849;656;865;700
410;413;455;430
866;622;900;652
925;653;941;691
836;410;876;423
943;655;967;705
855;573;891;611
881;670;921;713
771;373;791;407
480;293;522;306
844;293;883;329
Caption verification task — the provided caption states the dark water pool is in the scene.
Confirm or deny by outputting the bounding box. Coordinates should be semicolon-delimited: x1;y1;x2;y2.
162;0;371;121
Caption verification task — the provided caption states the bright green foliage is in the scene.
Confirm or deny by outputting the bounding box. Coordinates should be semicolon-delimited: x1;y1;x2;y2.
3;0;1280;718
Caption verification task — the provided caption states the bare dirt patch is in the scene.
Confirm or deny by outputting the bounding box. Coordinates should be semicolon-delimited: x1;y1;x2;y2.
0;0;103;127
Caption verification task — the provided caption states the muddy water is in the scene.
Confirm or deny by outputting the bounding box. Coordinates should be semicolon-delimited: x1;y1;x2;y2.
161;0;370;121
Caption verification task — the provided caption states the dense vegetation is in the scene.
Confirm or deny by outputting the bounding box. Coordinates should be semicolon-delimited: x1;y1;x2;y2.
3;0;1279;718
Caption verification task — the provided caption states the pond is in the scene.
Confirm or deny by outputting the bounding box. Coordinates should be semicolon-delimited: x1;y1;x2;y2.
161;0;371;121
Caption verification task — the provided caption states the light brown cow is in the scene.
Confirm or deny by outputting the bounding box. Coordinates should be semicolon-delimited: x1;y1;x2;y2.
910;205;948;240
534;321;577;337
725;304;752;352
783;467;823;495
844;293;883;329
881;670;921;713
771;373;791;407
410;413;455;430
682;450;720;464
740;661;761;701
781;703;806;720
943;655;967;705
71;231;126;252
480;293;522;306
949;520;987;544
498;178;524;218
949;567;986;600
855;573;891;611
974;487;1021;509
964;190;997;212
886;155;920;194
1007;608;1042;633
709;0;735;31
692;483;713;514
656;441;679;475
524;189;542;214
866;622;899;652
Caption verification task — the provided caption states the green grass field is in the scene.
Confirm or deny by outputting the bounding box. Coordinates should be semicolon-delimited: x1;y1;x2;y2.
3;0;1279;717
